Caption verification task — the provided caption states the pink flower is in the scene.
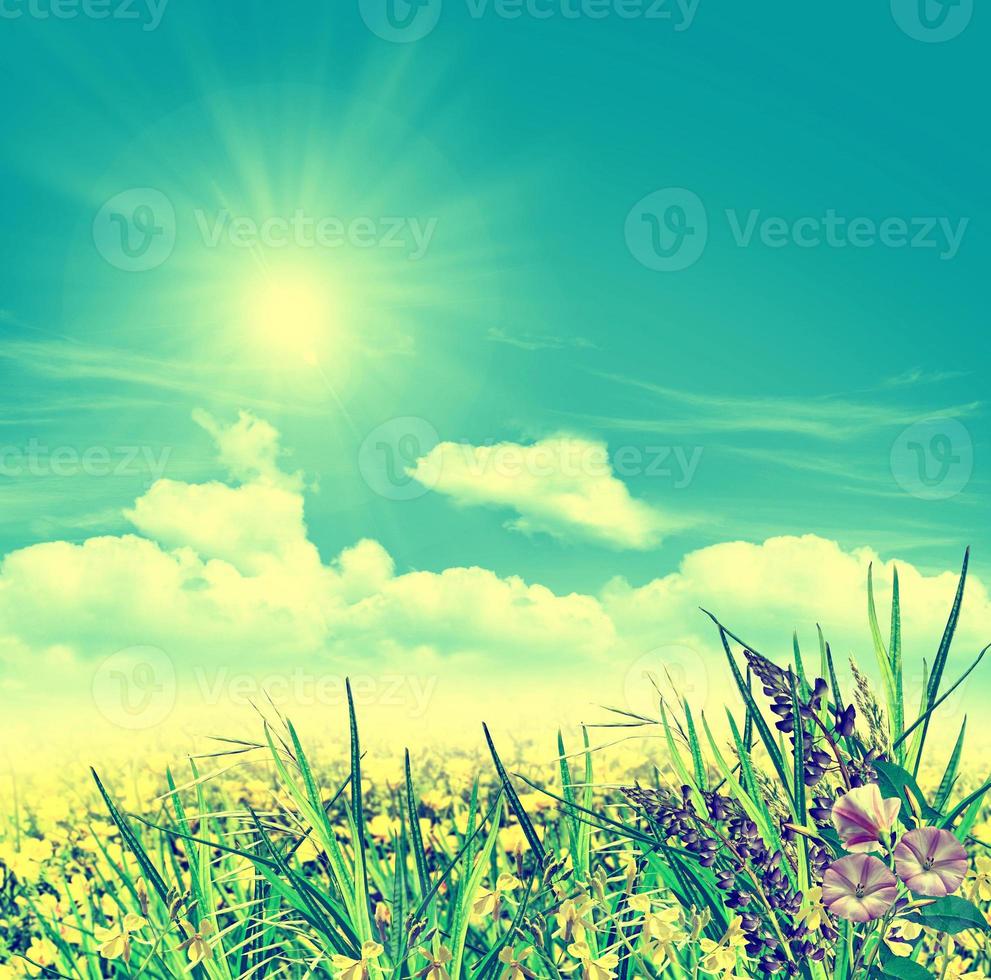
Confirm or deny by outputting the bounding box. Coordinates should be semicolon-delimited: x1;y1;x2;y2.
830;784;901;853
894;827;968;897
822;854;898;922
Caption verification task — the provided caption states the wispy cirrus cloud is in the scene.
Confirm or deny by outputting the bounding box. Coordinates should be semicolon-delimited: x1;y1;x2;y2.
487;327;598;352
579;371;982;440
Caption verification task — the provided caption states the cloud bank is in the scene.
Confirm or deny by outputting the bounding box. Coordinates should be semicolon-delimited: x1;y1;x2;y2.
0;411;988;744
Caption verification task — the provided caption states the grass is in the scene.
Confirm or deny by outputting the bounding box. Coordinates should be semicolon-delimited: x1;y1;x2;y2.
2;552;991;979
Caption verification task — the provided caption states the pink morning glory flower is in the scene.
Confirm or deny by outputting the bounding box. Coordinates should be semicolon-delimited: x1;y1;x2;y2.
822;854;898;922
894;827;968;897
830;784;901;853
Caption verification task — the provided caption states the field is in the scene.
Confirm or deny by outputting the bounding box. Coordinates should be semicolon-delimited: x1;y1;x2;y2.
3;556;991;980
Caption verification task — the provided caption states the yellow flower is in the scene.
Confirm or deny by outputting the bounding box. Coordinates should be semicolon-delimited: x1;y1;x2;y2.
472;873;522;917
499;945;534;980
331;940;384;980
699;916;745;975
97;912;148;963
795;886;829;933
644;906;684;945
943;955;985;980
418;941;453;980
969;855;991;902
177;919;215;966
553;895;596;944
566;941;619;980
627;894;651;914
884;919;923;958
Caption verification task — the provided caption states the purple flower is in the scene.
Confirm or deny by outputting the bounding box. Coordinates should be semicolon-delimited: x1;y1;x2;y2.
894;827;968;897
830;784;901;853
822;854;898;922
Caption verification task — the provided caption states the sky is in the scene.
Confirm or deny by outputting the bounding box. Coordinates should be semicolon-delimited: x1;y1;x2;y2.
0;0;988;752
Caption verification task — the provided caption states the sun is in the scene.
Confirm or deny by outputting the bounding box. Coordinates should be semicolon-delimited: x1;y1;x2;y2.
243;269;334;365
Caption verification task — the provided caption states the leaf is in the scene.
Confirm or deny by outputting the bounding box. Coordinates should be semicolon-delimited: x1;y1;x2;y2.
934;718;967;812
483;723;545;865
871;955;935;980
683;700;707;790
705;617;797;818
873;759;939;825
404;749;430;898
912;549;969;776
911;895;989;934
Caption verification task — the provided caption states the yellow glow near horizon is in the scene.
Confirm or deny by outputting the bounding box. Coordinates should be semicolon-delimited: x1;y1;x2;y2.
244;271;333;364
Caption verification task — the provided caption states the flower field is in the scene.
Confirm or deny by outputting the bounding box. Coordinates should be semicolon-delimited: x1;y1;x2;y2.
3;554;991;979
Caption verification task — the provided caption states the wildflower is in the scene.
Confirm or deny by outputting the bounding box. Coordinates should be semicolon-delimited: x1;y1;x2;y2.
644;906;684;945
969;855;991;901
473;872;522;917
822;854;898;922
830;784;901;853
499;945;535;980
566;941;619;980
698;916;746;975
97;912;148;963
553;894;596;943
178;919;215;966
884;919;923;957
417;941;453;980
794;886;828;933
332;940;384;980
894;827;968;897
942;955;986;980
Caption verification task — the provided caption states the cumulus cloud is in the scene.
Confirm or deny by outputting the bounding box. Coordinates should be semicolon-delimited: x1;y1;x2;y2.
409;436;677;549
0;411;988;746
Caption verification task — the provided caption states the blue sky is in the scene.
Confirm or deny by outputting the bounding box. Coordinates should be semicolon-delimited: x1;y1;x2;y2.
0;0;987;741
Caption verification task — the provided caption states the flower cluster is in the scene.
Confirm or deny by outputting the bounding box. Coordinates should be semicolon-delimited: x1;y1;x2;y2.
822;784;968;922
624;784;836;974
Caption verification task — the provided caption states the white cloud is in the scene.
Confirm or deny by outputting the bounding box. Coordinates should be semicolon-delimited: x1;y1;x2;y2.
0;411;988;748
410;436;677;549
